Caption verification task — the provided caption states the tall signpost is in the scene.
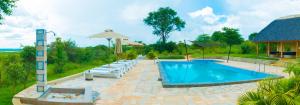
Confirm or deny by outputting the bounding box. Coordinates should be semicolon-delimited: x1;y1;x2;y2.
36;29;47;92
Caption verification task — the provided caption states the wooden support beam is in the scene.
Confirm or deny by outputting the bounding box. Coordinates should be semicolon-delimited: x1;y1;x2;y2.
296;41;299;58
267;42;270;57
256;43;259;57
280;42;283;58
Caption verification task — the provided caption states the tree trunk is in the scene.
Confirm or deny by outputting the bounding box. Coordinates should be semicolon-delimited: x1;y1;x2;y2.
202;47;205;59
162;35;166;44
227;45;232;63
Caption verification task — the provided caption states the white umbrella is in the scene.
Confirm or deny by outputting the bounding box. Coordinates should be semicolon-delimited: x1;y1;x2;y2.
89;29;128;49
122;39;143;46
90;29;128;64
89;29;128;39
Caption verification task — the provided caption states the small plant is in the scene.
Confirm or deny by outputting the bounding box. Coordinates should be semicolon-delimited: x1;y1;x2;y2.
126;53;136;60
146;51;157;59
238;63;300;105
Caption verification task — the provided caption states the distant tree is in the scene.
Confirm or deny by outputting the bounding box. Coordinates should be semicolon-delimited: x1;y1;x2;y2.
53;37;68;74
240;41;256;54
195;34;211;43
0;0;17;24
211;31;225;42
177;41;185;55
20;46;36;88
153;41;178;53
248;32;258;41
144;7;185;44
64;39;77;62
222;27;244;62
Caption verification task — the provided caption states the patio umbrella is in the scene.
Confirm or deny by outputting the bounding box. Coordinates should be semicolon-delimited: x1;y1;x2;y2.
90;29;128;48
122;39;144;46
89;29;128;63
90;29;128;50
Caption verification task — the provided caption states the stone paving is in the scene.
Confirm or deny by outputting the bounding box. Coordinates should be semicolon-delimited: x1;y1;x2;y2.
51;59;286;105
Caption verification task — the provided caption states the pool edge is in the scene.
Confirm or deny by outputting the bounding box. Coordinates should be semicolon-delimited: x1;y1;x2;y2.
157;60;285;88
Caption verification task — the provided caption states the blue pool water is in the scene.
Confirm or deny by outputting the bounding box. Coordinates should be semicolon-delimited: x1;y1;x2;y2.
158;60;280;86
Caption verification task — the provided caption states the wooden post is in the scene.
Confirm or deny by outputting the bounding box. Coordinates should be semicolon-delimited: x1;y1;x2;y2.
296;41;299;58
280;42;283;58
256;43;259;57
267;42;270;57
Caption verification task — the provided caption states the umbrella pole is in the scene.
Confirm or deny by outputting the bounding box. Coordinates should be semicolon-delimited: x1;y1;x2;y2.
107;38;112;67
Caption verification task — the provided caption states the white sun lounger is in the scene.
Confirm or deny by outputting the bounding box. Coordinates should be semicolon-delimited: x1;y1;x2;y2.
88;67;123;78
113;61;133;70
119;60;137;66
102;64;128;74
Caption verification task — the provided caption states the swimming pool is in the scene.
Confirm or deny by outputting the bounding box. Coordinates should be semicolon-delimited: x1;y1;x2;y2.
158;60;281;87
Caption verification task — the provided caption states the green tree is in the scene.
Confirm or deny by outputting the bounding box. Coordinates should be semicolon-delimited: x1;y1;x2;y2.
211;31;225;42
222;27;244;62
20;46;36;88
248;32;258;41
53;37;68;74
64;39;77;62
240;41;256;54
144;7;185;44
0;0;17;24
195;34;211;43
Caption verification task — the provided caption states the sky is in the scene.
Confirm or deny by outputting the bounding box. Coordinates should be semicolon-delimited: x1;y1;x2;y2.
1;0;300;48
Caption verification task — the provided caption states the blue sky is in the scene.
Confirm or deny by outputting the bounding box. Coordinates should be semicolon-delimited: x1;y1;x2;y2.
1;0;300;48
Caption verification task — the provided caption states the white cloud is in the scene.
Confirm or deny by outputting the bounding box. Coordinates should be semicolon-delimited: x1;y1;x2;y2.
189;6;214;18
188;7;226;25
186;0;300;40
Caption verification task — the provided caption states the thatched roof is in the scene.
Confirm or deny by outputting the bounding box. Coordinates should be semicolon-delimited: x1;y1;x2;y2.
253;14;300;42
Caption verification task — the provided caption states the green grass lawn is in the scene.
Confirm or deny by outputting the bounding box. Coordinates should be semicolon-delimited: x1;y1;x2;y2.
0;60;106;105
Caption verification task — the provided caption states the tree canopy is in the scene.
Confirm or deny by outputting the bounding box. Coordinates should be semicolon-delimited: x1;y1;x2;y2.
0;0;16;24
222;27;244;45
195;34;211;43
144;7;185;44
218;27;244;62
211;31;225;42
248;32;258;41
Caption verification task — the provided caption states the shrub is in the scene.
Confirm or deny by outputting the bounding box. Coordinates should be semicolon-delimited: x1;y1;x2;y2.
240;41;256;54
158;55;185;59
52;38;68;74
146;51;157;59
5;55;26;92
20;46;36;88
127;53;137;60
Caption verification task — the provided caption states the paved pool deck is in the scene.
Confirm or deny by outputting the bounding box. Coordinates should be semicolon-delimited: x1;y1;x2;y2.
13;59;287;105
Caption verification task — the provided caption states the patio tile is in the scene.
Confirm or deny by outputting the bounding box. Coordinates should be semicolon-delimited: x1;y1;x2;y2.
17;60;286;105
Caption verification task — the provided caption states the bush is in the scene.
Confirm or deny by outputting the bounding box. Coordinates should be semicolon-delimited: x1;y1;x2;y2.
52;38;68;74
240;41;256;54
158;55;185;59
146;51;157;59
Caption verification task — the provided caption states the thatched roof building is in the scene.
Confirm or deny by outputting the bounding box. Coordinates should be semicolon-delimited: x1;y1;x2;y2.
253;14;300;58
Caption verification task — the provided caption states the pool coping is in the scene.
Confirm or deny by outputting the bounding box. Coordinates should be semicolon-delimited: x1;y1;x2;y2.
157;59;284;88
